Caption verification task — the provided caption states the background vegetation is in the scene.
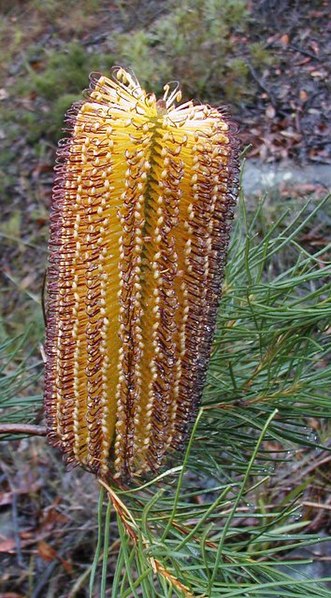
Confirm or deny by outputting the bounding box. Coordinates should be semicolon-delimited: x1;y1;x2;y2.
0;0;330;596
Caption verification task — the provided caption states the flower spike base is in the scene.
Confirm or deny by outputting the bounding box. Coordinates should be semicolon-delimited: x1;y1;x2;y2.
44;68;239;483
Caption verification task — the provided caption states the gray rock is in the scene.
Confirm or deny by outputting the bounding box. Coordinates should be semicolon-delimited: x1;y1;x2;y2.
242;160;331;196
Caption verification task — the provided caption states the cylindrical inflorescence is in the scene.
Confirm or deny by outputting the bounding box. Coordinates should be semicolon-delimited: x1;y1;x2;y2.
44;68;239;483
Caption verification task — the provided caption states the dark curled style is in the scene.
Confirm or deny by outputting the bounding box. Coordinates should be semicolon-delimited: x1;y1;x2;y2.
44;67;239;484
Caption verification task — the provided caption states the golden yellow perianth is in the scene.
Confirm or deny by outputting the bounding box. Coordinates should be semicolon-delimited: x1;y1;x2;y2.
44;68;238;483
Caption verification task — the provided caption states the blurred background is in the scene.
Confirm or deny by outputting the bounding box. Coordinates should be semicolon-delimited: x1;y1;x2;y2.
0;0;330;595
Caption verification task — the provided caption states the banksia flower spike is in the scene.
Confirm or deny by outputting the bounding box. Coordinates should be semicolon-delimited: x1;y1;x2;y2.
44;68;239;483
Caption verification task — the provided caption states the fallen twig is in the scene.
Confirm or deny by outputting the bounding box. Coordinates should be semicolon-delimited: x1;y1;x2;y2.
0;423;47;436
289;44;321;61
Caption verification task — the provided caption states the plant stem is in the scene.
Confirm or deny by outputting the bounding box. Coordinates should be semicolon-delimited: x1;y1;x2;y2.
0;423;47;436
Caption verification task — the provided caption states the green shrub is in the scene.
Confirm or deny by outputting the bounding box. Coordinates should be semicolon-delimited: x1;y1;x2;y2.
13;42;115;142
115;0;260;103
2;195;330;596
4;1;274;146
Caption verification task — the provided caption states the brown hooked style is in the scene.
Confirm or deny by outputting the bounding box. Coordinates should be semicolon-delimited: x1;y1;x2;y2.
44;67;239;483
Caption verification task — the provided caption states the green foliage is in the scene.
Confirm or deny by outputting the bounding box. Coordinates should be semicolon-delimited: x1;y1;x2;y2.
85;194;330;596
0;328;42;427
31;43;92;100
1;191;330;594
250;41;275;69
1;0;274;148
114;0;266;103
12;42;115;142
30;0;100;20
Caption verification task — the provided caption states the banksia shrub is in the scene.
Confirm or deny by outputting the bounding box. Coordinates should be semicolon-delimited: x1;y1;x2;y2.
44;68;239;483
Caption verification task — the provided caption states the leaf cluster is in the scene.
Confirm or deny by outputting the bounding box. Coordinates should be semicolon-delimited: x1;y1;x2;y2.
115;0;259;103
1;192;330;596
89;193;331;597
0;327;42;428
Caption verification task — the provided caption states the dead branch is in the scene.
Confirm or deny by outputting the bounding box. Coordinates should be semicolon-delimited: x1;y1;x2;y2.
0;423;47;436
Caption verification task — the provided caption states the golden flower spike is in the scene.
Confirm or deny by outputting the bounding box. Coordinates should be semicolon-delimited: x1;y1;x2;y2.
44;67;239;483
